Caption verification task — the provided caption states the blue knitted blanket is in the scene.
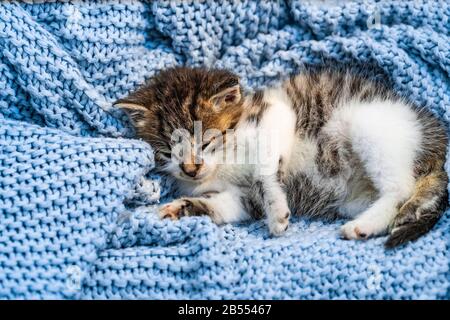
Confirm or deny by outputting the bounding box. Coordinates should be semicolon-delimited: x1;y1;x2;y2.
1;0;449;299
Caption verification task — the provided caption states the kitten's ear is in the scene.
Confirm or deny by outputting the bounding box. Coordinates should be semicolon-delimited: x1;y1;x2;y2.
114;99;148;128
209;84;242;111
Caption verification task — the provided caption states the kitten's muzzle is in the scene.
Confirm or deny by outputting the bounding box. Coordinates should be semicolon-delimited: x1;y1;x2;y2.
180;162;203;178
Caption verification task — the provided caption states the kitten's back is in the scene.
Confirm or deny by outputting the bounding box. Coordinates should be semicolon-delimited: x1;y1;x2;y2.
282;67;448;247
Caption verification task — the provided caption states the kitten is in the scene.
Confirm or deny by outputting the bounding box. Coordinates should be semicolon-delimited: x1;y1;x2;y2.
115;66;448;248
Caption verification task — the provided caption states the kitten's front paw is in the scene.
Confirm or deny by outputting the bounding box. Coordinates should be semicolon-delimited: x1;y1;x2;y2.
340;218;386;240
159;199;191;220
268;211;290;236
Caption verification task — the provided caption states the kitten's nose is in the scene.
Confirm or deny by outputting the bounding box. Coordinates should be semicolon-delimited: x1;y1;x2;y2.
180;162;203;178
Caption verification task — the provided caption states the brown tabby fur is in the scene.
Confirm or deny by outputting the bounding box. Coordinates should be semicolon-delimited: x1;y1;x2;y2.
116;66;448;248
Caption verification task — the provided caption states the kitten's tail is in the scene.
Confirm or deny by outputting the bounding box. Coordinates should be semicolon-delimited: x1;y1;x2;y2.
385;169;448;248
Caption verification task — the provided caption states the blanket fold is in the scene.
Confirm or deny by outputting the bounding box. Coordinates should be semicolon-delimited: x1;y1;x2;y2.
0;0;449;299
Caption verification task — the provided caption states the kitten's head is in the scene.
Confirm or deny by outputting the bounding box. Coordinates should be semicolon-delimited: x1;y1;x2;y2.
115;66;243;182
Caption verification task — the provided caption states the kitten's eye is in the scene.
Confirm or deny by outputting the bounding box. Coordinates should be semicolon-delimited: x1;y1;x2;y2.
202;136;216;150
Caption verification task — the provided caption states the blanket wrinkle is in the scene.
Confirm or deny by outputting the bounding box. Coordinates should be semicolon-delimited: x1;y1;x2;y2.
0;0;449;299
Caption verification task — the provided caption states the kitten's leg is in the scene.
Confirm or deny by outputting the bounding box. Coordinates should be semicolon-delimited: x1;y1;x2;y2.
251;175;291;236
340;104;418;240
341;196;402;239
159;189;250;224
341;167;415;240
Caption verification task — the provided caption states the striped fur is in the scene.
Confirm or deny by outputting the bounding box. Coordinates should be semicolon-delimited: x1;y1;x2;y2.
117;66;448;248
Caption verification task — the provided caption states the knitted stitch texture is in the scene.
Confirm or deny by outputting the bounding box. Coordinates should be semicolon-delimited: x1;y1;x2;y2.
0;0;449;299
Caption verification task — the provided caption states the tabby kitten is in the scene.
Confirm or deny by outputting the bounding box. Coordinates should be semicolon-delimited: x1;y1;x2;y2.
115;66;448;248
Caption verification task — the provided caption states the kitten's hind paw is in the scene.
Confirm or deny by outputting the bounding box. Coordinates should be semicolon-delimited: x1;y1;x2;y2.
340;221;369;240
340;218;387;240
